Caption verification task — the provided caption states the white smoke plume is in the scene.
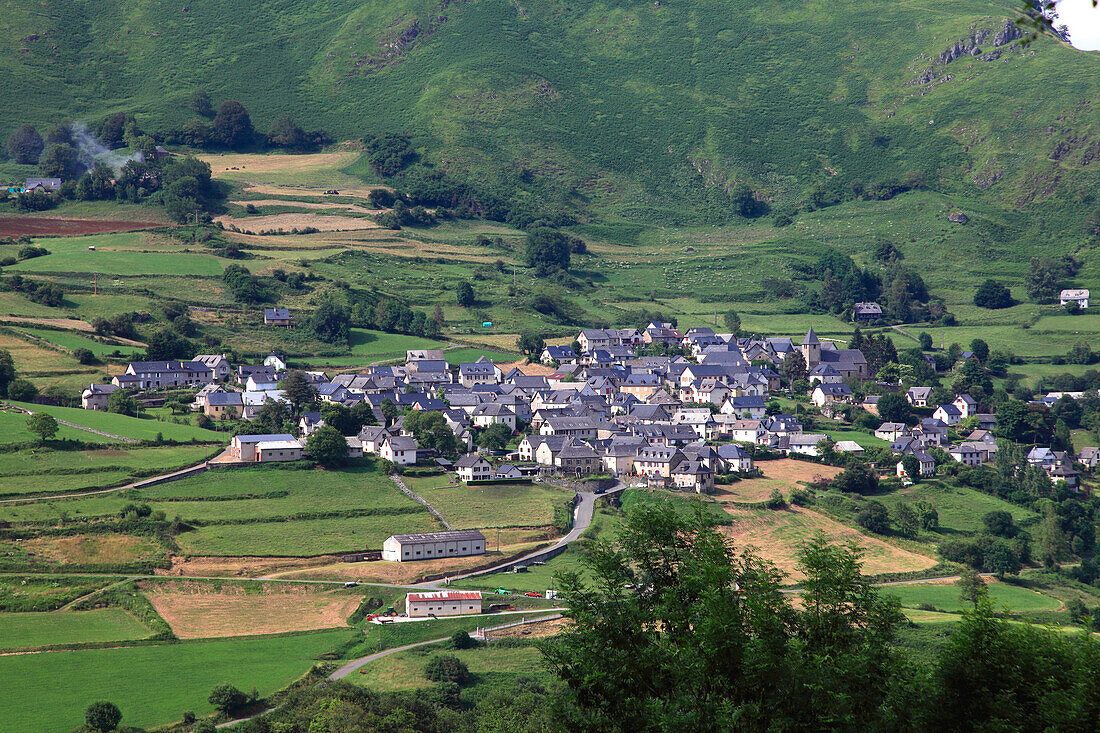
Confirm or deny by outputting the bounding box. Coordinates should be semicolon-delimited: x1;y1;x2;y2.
70;121;145;173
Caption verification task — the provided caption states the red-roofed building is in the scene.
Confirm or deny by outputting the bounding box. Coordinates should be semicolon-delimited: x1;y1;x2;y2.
405;590;483;617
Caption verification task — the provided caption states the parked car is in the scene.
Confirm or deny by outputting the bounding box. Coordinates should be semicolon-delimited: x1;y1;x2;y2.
343;581;358;588
524;592;541;598
494;587;509;595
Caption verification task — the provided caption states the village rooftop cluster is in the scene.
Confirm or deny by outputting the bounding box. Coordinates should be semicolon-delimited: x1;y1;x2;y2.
82;322;1093;502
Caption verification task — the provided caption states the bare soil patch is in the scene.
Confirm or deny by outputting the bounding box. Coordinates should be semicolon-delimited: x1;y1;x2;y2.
713;460;843;503
719;505;935;581
216;213;379;233
159;554;336;578
487;616;570;640
0;217;157;237
142;581;361;638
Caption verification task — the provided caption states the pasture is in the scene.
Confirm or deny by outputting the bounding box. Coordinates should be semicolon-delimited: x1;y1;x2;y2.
10;234;227;277
0;575;119;612
0;408;117;445
6;401;225;442
350;643;551;692
175;512;441;557
0;443;216;497
142;581;361;639
3;533;163;568
0;628;353;732
14;326;143;358
0;608;153;650
882;579;1062;615
875;481;1039;534
402;474;570;529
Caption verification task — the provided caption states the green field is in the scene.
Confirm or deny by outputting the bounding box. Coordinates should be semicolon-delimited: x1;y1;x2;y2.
0;629;353;732
2;463;428;523
883;581;1062;615
176;513;442;556
7;401;224;442
0;409;119;445
15;327;143;358
0;575;120;612
9;234;227;277
402;474;571;529
350;642;551;692
824;430;888;449
875;481;1039;534
0;608;153;650
347;329;446;358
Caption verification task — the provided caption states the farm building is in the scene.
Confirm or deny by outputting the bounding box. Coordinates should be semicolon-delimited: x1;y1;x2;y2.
230;433;297;462
24;177;61;192
382;529;486;562
81;383;118;410
1060;289;1089;309
264;308;291;327
405;590;483;618
255;439;304;462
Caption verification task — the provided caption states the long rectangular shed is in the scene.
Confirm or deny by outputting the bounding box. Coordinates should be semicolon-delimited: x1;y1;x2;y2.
382;529;486;562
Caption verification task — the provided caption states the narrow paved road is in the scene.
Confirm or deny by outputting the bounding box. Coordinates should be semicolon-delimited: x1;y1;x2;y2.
414;482;624;588
216;613;562;728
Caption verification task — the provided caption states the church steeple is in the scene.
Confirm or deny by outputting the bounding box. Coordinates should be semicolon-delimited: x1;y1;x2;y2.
801;327;821;368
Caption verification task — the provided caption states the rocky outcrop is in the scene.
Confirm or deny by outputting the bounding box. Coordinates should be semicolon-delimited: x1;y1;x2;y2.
947;211;969;224
908;19;1022;88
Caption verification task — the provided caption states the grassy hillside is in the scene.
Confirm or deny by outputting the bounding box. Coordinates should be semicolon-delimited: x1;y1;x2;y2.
0;0;1097;232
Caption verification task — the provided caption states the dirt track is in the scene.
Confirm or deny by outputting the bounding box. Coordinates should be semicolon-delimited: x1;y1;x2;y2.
0;217;158;237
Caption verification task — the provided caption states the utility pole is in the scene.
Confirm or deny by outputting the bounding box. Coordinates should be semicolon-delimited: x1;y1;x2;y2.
92;272;98;295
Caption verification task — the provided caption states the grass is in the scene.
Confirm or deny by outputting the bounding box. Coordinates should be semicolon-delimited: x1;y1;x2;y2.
0;533;165;568
0;408;118;445
6;401;224;442
0;628;353;732
9;233;227;277
350;642;551;692
882;580;1062;615
0;575;120;612
402;473;572;529
824;429;888;449
175;513;442;557
0;608;154;650
875;481;1039;535
348;328;446;358
0;443;216;496
15;327;143;358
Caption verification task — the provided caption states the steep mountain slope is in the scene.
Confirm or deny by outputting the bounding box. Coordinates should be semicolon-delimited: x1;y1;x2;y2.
0;0;1097;235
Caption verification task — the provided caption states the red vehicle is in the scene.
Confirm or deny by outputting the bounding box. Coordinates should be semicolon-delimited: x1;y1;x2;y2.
524;592;542;598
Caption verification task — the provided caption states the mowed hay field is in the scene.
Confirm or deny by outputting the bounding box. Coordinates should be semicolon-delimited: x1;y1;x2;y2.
0;628;352;732
216;212;379;233
142;581;362;639
712;459;843;503
719;505;936;580
0;608;153;650
200;151;369;190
